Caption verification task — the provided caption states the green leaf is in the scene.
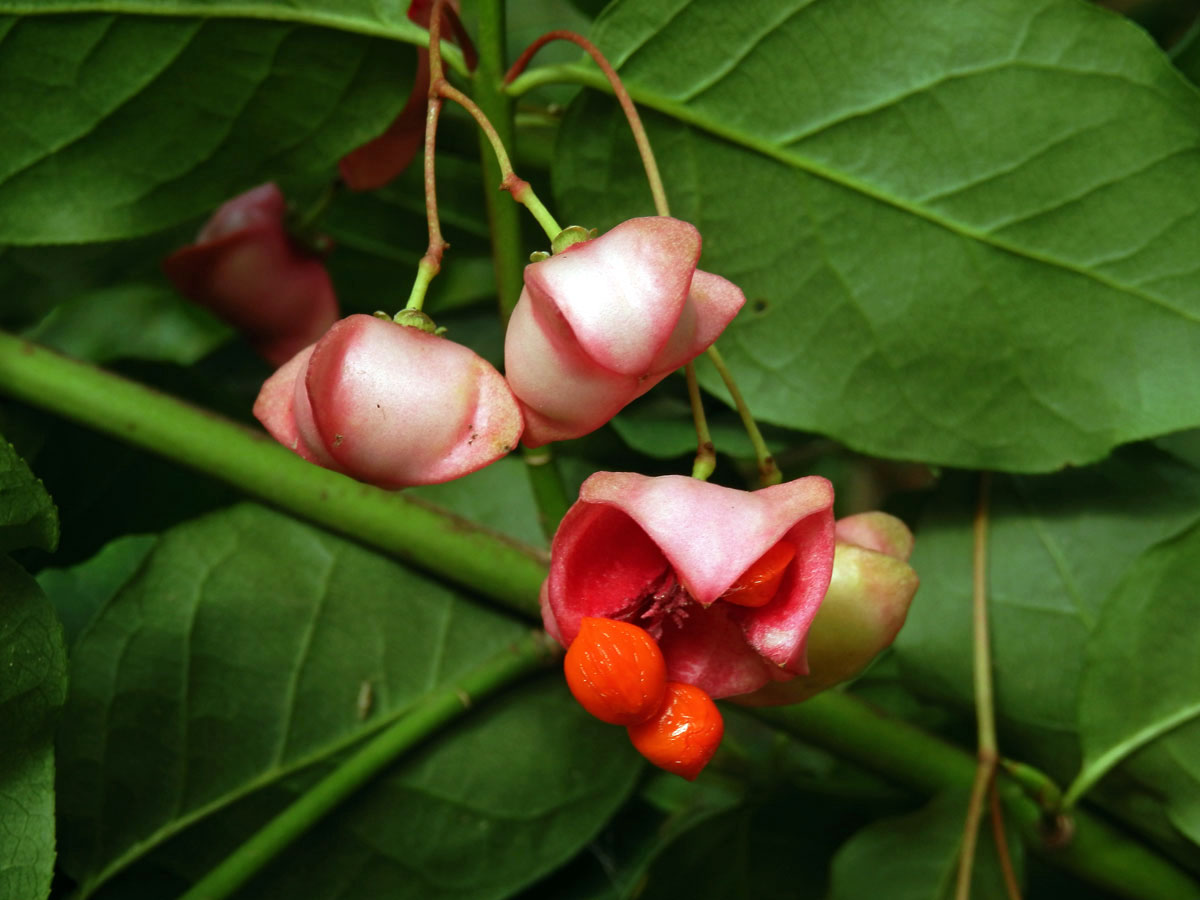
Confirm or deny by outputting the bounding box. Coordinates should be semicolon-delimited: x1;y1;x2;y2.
57;504;636;898
610;390;787;461
24;283;230;365
1071;520;1200;845
137;676;640;900
0;13;414;243
408;457;549;550
0;434;57;555
0;0;426;37
827;791;1024;900
36;534;157;647
893;447;1200;779
0;556;68;900
552;0;1200;471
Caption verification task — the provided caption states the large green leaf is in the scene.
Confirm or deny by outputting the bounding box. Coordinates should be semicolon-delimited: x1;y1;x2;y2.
827;791;1023;900
124;677;639;900
0;557;68;900
0;1;425;37
57;504;638;898
36;534;157;647
893;447;1200;779
0;433;57;555
552;0;1200;471
1073;520;1200;847
0;13;414;243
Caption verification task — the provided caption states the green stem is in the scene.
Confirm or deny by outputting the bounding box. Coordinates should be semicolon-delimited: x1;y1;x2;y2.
704;344;780;487
957;471;999;899
685;362;715;481
0;332;546;619
507;177;562;241
751;694;1200;900
521;444;572;541
470;0;572;534
177;632;555;900
403;255;440;312
468;0;525;322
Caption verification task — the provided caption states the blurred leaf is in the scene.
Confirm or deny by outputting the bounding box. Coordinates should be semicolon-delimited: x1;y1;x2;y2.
324;149;498;317
893;447;1200;780
632;781;871;900
828;791;1024;900
610;391;787;461
58;504;639;899
0;233;187;331
0;12;414;243
1075;520;1200;847
0;556;68;900
555;0;1200;471
24;283;230;365
36;534;157;647
0;432;57;555
8;405;242;572
408;456;549;550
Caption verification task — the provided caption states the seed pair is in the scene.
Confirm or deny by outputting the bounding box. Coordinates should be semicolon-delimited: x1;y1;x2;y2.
564;617;723;781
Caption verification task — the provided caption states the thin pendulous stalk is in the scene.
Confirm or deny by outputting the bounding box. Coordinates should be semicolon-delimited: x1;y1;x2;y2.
505;30;669;217
956;471;1000;900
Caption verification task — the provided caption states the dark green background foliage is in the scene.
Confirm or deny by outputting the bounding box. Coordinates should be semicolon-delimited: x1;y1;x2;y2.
2;0;1200;899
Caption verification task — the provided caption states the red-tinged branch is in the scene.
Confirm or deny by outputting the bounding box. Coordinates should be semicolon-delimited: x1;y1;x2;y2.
505;30;669;217
423;0;561;242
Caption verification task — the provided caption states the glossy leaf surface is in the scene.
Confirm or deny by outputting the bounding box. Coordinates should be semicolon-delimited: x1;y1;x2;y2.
554;0;1200;470
0;13;413;243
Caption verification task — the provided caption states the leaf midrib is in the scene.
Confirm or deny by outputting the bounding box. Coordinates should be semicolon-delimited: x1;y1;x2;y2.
525;62;1200;327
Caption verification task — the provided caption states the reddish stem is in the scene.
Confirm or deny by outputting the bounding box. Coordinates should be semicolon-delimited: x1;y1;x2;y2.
424;0;561;241
422;96;447;272
505;30;670;217
990;780;1024;900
